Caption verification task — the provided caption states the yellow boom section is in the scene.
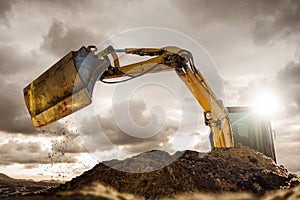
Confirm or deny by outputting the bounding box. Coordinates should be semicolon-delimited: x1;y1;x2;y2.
100;46;233;147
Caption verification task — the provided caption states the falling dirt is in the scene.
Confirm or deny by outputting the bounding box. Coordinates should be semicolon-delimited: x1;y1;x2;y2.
40;144;299;199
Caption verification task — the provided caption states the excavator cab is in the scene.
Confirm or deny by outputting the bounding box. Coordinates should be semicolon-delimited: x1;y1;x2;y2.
227;106;276;162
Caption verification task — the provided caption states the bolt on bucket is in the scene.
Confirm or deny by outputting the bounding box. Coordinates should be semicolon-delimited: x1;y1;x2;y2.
23;46;109;129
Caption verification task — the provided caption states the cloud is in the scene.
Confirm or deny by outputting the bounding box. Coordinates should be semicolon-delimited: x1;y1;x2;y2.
273;61;300;114
97;114;177;153
40;122;88;154
51;133;87;154
0;0;13;23
22;164;40;169
0;139;77;166
276;137;300;173
175;0;300;44
0;81;37;134
175;0;257;23
233;61;300;116
253;0;300;43
0;44;46;81
0;0;12;15
29;0;86;10
0;140;48;165
41;19;101;56
0;42;57;135
79;99;180;154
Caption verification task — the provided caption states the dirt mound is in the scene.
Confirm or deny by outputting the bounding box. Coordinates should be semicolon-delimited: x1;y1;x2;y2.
102;150;177;173
47;145;299;199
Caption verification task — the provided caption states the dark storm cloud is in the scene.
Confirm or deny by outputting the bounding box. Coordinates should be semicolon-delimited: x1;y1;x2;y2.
29;0;85;9
98;115;176;153
97;114;176;152
274;61;300;114
0;45;39;78
80;100;179;153
41;19;101;56
0;81;37;134
0;46;20;75
175;0;300;43
175;0;257;22
0;0;12;20
0;43;51;134
253;0;300;43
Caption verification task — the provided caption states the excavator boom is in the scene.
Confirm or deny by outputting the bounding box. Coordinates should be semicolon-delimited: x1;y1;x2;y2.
23;45;234;148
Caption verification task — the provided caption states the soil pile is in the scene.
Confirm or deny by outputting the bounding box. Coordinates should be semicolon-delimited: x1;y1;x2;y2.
48;145;299;199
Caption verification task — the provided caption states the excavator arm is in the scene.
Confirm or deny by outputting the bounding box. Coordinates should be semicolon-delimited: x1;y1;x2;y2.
98;46;233;147
23;45;233;148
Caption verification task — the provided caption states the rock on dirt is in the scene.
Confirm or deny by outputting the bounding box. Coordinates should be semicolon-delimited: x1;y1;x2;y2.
43;145;299;199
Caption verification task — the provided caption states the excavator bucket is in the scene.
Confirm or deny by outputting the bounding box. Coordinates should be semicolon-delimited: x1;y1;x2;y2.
23;46;109;129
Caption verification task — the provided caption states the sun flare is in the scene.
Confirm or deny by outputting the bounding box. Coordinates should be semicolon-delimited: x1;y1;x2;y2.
253;91;279;116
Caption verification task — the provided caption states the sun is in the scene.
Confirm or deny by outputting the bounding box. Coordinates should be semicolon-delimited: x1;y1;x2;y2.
253;91;279;117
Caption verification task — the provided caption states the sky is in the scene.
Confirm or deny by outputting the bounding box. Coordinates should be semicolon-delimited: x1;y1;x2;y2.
0;0;300;180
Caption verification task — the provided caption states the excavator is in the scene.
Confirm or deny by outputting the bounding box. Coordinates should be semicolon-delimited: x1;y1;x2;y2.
23;45;276;161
